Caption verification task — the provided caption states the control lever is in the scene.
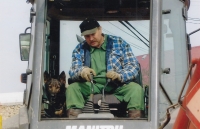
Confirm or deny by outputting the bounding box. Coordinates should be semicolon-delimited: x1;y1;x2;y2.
99;79;111;113
102;79;111;101
81;73;95;113
90;73;94;95
78;75;114;118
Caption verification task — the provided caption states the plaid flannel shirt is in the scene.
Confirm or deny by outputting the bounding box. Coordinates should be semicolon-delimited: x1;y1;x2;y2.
69;34;140;83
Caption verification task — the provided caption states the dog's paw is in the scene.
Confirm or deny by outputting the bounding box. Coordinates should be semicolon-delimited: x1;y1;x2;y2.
55;109;63;117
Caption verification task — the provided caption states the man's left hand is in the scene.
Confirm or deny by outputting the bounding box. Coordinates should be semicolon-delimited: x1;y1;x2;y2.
106;71;121;81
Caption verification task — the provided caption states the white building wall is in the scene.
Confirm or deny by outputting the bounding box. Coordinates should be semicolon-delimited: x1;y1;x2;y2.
0;92;23;105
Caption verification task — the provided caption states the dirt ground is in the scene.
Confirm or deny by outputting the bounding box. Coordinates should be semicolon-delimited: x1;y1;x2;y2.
0;104;24;121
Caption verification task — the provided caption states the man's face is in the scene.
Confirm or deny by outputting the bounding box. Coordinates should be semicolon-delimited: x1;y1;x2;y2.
84;27;103;48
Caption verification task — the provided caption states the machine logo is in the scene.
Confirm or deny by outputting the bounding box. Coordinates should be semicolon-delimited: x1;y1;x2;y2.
66;125;123;129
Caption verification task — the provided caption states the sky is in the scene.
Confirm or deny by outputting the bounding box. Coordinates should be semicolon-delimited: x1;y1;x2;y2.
0;0;199;93
0;1;31;93
186;0;200;47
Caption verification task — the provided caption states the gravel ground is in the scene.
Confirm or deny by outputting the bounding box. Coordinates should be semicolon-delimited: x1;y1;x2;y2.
0;104;24;121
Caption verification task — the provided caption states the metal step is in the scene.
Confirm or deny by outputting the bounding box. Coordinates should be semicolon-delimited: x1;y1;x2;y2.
2;106;29;129
19;106;29;129
3;114;19;129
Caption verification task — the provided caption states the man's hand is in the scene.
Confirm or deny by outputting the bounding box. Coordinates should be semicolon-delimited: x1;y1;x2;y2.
106;71;121;81
81;67;96;81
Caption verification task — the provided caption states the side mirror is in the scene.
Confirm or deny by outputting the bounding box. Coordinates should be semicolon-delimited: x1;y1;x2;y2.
19;27;31;61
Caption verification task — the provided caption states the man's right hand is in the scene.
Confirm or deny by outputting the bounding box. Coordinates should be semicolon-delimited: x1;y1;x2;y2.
80;67;96;82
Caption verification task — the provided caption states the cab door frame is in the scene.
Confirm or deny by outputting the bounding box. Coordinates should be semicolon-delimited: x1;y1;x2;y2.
28;0;162;128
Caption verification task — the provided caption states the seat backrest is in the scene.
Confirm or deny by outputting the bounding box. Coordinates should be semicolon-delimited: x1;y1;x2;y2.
133;63;143;87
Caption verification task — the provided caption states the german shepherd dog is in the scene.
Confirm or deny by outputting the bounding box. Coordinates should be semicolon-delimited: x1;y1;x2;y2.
42;71;66;117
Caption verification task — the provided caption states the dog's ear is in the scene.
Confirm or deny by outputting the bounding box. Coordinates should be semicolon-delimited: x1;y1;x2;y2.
44;71;51;83
59;71;66;84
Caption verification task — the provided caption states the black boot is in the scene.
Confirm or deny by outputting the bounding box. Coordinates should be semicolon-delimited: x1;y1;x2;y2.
128;110;144;118
67;109;82;118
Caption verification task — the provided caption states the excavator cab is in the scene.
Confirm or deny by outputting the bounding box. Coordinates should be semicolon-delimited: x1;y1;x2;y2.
14;0;191;128
41;0;150;119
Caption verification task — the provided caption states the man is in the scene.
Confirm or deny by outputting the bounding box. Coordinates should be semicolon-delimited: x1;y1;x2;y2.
66;18;144;118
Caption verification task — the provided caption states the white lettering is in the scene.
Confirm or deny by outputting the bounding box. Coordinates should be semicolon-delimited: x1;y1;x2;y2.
66;125;77;129
86;125;96;129
79;125;85;129
117;125;123;129
100;125;114;129
66;125;123;129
